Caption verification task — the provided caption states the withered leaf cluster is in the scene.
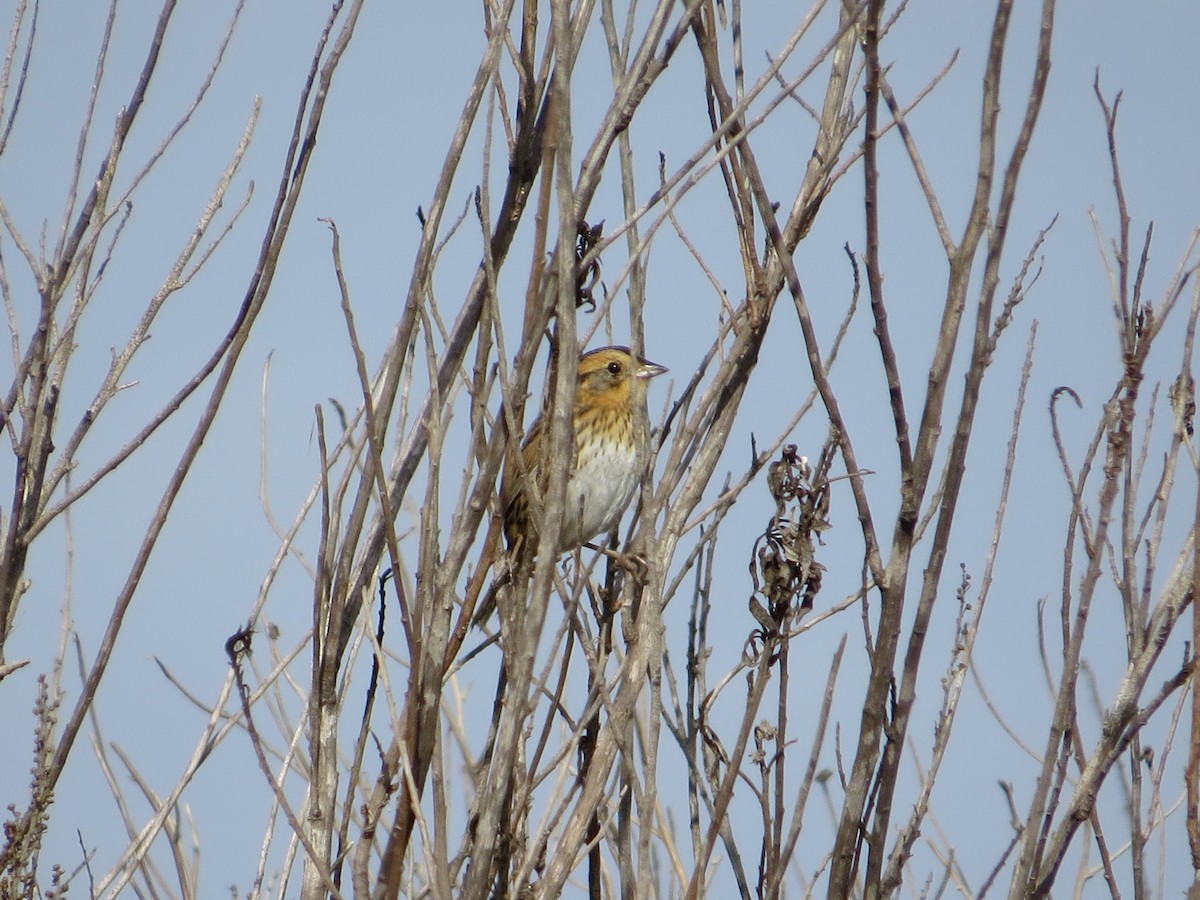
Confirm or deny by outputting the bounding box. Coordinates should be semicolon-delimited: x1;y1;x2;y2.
747;440;833;639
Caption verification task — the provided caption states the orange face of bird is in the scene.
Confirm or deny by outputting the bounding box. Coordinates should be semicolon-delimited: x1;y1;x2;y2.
575;346;668;412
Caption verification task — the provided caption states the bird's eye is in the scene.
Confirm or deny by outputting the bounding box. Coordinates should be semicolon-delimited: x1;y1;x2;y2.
607;361;622;376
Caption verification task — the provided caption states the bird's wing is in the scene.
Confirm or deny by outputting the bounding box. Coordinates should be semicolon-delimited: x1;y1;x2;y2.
499;415;543;549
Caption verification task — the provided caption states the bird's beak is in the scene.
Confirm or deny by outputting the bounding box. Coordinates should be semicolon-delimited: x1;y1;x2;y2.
636;359;668;380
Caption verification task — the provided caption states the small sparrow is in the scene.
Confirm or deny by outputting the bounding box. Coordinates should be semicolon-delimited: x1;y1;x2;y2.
467;346;666;629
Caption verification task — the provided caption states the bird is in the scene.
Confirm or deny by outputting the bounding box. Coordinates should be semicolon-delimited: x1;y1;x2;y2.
465;345;667;631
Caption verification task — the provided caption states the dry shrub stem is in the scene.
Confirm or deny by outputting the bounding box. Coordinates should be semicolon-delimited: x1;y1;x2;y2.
3;1;1198;898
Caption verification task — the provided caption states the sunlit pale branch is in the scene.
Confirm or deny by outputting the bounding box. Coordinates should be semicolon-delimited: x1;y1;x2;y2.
7;0;1198;896
31;102;263;532
0;7;371;897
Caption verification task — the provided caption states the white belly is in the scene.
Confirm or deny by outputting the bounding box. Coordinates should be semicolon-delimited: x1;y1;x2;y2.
560;438;640;550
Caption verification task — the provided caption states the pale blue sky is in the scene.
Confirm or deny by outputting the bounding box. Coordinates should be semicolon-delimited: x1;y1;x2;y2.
2;0;1197;895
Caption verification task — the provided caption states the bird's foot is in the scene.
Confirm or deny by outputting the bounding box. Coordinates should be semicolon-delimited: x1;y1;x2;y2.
585;544;649;582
